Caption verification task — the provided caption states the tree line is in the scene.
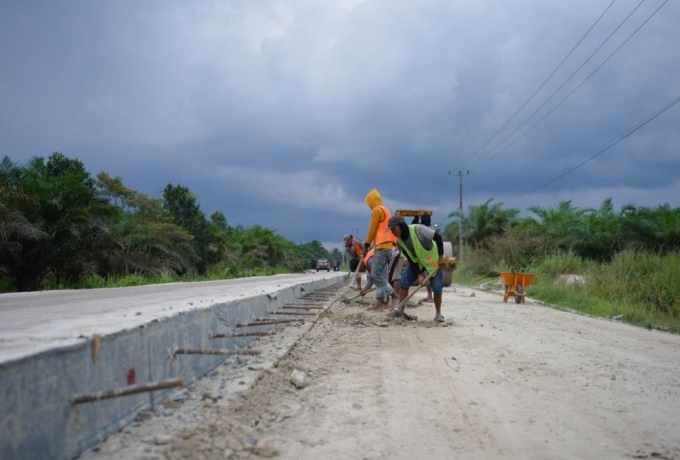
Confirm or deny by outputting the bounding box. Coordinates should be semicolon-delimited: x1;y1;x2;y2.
442;197;680;269
0;152;341;292
4;152;677;293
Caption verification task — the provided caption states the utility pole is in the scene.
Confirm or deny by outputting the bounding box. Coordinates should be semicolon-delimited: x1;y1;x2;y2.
450;171;469;261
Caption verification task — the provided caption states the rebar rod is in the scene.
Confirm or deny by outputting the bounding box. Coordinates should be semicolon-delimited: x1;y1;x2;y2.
71;378;184;405
174;348;261;357
270;311;316;316
236;319;304;327
281;305;323;310
209;331;276;339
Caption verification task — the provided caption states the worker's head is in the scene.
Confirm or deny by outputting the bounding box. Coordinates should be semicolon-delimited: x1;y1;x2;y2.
387;215;406;238
364;188;383;210
420;214;431;226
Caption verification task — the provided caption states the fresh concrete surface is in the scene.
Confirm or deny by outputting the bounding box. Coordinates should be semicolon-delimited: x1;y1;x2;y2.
0;272;346;460
0;272;341;364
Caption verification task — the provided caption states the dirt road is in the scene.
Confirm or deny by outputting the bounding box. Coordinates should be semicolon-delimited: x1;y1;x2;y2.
85;284;680;459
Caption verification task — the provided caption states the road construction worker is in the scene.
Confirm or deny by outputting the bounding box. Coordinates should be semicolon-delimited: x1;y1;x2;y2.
359;247;401;309
343;234;364;289
363;189;397;310
387;215;447;322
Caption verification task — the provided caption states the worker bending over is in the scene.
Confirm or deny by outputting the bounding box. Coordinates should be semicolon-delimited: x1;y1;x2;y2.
343;234;364;289
387;215;447;322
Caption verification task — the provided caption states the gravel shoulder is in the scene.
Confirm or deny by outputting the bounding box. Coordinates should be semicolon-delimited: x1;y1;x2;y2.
82;284;680;460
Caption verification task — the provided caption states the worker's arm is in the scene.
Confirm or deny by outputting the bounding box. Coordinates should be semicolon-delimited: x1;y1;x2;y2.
433;232;445;268
433;232;444;256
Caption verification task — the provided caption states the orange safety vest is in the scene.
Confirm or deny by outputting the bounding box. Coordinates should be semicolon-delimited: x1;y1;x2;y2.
374;205;397;247
362;248;375;270
353;240;363;257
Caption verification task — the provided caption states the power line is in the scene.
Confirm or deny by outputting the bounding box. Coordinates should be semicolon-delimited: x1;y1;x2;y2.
427;0;621;207
454;0;619;171
413;0;668;209
468;0;669;171
502;92;680;203
412;174;451;205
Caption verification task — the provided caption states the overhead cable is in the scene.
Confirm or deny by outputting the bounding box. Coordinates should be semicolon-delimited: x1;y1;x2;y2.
502;92;680;203
454;0;618;171
469;0;669;170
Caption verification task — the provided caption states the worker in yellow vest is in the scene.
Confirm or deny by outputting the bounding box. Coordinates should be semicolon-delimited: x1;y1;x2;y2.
386;215;446;322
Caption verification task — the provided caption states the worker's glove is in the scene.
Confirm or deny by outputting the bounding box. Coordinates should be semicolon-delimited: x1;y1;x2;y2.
364;242;371;252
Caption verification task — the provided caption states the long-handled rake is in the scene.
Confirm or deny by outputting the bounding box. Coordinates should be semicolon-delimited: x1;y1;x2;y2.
341;287;376;304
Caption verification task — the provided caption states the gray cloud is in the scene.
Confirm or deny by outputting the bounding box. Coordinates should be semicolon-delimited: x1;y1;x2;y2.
1;0;678;247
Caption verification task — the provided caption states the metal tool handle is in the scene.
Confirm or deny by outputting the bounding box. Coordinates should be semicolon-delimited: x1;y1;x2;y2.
393;266;440;311
343;286;376;303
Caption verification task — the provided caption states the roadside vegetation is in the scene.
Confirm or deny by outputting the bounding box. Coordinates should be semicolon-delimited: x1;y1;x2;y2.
3;152;678;336
0;152;341;293
444;198;680;334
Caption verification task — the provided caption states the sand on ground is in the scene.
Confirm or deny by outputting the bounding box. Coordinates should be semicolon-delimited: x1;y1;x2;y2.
85;284;680;460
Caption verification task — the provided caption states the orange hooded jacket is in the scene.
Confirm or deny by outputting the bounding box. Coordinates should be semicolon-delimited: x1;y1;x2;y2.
364;189;397;250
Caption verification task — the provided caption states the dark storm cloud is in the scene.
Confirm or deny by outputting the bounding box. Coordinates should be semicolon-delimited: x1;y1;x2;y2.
1;0;678;248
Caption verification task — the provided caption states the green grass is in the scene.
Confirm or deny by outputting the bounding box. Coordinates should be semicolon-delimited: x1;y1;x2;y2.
455;250;680;335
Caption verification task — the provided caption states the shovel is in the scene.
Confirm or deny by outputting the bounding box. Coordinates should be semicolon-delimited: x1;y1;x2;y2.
391;266;440;313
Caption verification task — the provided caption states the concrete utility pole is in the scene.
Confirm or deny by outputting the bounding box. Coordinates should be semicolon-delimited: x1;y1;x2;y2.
450;171;469;261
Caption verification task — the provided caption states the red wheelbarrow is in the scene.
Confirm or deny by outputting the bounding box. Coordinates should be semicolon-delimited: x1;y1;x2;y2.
499;272;535;304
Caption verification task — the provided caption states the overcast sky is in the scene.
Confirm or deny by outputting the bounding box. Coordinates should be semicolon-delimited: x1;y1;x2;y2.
2;0;678;249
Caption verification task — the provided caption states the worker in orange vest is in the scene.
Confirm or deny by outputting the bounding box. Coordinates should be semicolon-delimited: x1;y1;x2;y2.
363;189;398;310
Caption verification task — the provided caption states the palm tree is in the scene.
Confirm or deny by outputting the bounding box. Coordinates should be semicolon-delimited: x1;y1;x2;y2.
569;198;622;262
528;200;590;253
0;153;116;290
621;203;680;253
446;199;519;250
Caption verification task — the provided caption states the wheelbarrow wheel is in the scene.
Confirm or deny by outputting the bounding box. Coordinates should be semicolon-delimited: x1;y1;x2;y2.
515;284;523;304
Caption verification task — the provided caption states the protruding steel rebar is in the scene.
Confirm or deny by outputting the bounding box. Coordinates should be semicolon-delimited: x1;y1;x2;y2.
71;378;184;405
235;319;305;327
209;331;276;339
253;317;305;323
281;305;323;310
174;348;261;357
270;311;316;316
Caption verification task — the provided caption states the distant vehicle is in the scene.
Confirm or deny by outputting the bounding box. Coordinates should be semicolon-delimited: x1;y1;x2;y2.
316;258;331;272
